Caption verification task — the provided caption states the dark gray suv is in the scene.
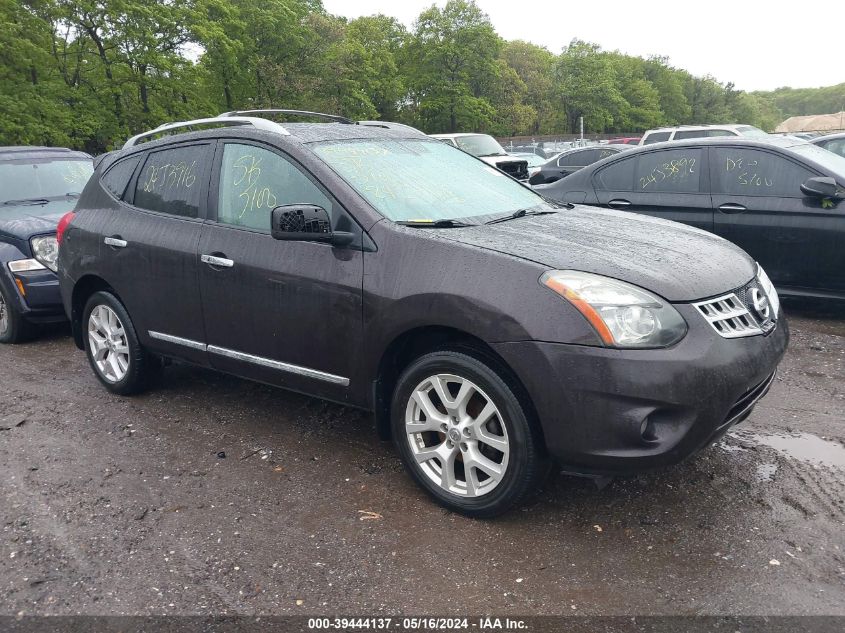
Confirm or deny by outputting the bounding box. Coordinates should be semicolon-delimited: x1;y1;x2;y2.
58;110;788;517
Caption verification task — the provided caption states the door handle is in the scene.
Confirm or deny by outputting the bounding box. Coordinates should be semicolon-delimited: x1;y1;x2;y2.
718;203;747;214
104;236;127;248
201;254;234;268
608;199;631;208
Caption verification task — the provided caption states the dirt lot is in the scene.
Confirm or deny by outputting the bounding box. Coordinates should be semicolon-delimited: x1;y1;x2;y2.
1;302;843;616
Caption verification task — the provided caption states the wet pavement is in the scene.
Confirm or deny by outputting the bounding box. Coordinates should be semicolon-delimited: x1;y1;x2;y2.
0;302;843;616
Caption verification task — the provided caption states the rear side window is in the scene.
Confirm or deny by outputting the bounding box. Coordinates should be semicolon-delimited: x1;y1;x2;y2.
642;132;671;145
558;150;588;167
217;143;331;232
133;144;211;218
101;155;140;200
821;139;845;158
633;149;703;193
595;157;636;190
711;147;815;198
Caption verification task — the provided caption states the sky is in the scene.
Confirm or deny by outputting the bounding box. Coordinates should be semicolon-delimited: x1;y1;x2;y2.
321;0;845;92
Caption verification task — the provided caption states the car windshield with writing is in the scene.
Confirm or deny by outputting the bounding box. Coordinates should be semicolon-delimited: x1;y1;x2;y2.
453;134;508;158
0;158;93;214
313;139;548;223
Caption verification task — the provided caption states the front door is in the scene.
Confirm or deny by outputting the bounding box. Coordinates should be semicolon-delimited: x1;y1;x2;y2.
710;146;845;294
593;147;714;232
197;141;365;403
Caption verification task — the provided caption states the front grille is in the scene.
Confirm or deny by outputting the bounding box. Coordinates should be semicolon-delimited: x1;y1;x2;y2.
724;371;776;425
694;292;762;338
496;159;529;180
694;280;777;339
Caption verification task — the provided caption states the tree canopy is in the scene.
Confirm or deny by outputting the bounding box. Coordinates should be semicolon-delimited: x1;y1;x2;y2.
0;0;833;152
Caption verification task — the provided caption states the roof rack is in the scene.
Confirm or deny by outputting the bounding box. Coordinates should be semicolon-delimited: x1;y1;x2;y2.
123;116;290;149
220;109;356;125
358;120;424;134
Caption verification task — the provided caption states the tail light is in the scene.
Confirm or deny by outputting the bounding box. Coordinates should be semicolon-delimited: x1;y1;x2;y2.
56;211;76;245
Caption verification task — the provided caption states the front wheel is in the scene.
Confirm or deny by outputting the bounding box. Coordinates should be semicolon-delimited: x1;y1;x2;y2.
0;283;35;344
82;291;159;395
391;350;546;518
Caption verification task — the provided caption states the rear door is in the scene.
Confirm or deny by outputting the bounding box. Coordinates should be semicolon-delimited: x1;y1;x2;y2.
710;145;845;293
592;146;714;232
97;142;213;364
197;140;365;403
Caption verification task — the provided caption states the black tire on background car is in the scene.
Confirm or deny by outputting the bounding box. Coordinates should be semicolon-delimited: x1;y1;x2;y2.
391;350;547;518
0;283;35;344
82;291;159;395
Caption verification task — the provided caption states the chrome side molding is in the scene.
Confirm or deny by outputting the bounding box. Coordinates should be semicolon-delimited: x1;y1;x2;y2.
147;331;349;386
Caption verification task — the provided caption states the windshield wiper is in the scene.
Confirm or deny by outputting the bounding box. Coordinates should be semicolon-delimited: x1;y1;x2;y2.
2;198;49;206
397;219;476;228
485;208;560;225
65;192;81;198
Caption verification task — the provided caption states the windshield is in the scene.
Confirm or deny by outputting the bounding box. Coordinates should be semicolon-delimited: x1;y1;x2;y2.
313;139;547;222
0;158;93;205
736;126;769;138
453;134;507;157
790;143;845;178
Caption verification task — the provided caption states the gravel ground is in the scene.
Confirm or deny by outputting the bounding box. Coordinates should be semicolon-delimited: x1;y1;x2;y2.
1;301;843;616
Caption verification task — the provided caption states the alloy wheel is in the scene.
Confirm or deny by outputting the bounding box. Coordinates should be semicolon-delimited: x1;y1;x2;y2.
405;373;510;497
87;304;130;383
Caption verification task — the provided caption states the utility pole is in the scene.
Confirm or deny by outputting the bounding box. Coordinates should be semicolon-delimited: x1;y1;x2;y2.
579;116;584;146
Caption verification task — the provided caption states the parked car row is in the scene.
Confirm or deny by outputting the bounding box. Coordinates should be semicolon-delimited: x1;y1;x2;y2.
535;136;845;299
0;111;808;518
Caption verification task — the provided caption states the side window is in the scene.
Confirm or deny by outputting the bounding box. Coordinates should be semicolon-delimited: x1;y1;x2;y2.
595;157;636;191
712;147;815;198
642;132;671;145
217;143;332;232
632;148;703;193
134;144;210;218
673;130;707;141
558;151;586;167
596;148;617;160
101;155;141;200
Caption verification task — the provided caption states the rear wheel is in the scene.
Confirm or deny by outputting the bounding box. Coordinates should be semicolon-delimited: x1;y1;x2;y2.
0;283;35;344
82;291;159;395
391;350;546;518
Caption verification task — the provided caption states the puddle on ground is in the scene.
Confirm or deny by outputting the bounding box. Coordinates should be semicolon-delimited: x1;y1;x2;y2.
726;431;845;469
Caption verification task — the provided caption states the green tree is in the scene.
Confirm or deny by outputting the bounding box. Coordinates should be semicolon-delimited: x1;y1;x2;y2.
405;0;500;132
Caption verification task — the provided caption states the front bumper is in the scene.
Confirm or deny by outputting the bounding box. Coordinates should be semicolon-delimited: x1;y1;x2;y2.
492;305;790;475
2;268;66;323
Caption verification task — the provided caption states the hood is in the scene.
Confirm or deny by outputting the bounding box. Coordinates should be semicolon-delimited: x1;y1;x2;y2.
0;202;69;240
439;206;756;302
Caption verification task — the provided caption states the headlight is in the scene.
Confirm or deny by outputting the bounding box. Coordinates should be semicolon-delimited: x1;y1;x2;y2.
540;270;688;348
755;263;779;319
30;235;58;272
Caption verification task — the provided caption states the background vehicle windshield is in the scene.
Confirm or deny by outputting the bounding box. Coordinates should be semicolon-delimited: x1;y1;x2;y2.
790;143;845;179
453;134;507;157
314;139;547;222
736;126;769;138
0;158;93;208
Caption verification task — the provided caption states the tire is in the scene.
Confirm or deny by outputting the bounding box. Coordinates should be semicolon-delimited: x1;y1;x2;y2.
0;283;35;344
391;350;547;518
82;291;159;395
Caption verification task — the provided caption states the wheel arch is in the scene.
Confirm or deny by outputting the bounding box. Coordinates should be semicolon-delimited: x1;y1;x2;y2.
70;275;115;350
372;325;546;451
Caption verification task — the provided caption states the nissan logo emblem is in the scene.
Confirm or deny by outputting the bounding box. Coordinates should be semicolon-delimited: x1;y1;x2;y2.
750;288;771;321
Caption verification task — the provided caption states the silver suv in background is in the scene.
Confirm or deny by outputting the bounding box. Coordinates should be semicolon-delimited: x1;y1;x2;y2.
640;124;769;145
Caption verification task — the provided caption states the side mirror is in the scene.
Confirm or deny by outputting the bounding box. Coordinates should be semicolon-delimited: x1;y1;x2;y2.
800;176;842;199
270;204;354;247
